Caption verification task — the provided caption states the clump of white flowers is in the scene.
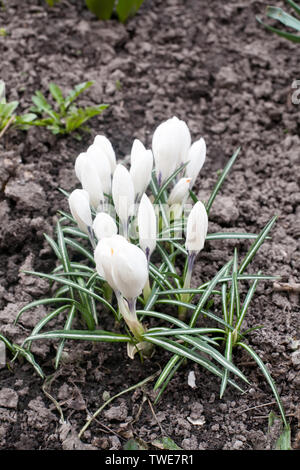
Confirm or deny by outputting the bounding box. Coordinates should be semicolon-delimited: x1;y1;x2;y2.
69;116;207;348
18;118;287;428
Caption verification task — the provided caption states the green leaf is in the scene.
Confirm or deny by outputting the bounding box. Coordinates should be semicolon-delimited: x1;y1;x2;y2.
12;345;44;378
31;91;59;121
238;216;277;275
286;0;300;16
64;81;94;110
220;331;233;399
189;260;233;328
147;336;245;393
116;0;144;23
266;6;300;32
235;273;261;331
206;147;241;215
55;304;76;369
85;0;115;20
123;438;148;450
15;297;74;325
24;329;131;343
154;162;188;204
65;104;108;133
237;342;287;427
0;101;18;120
256;15;300;42
152;436;182;450
275;424;292;450
23;270;118;318
49;83;65;110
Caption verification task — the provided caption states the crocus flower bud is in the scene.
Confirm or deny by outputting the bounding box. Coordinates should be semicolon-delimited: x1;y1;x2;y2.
93;135;117;174
167;177;192;206
152;116;191;185
93;212;118;241
185;201;208;253
137;194;157;262
112;164;135;238
129;139;153;202
68;189;93;235
185;138;206;187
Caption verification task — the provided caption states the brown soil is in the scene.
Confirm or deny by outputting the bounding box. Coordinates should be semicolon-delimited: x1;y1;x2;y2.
0;0;299;451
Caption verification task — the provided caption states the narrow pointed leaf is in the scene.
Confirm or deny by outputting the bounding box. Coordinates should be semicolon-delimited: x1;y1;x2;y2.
237;342;287;427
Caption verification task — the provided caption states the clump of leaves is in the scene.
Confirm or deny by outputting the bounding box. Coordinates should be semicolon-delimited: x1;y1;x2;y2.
16;117;288;436
257;0;300;42
0;81;36;138
44;0;144;23
85;0;145;22
29;81;108;139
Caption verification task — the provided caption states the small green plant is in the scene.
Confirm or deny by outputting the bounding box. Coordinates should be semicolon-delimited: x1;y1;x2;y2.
16;117;288;436
0;81;36;138
45;0;60;6
29;81;108;139
85;0;144;22
257;0;300;42
44;0;144;23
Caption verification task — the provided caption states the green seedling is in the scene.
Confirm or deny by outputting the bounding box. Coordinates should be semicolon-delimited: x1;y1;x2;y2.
29;81;108;139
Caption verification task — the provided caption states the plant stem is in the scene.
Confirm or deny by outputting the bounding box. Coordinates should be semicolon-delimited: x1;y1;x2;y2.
179;251;196;320
143;276;151;303
117;294;145;342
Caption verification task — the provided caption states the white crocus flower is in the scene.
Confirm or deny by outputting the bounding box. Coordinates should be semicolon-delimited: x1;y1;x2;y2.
129;139;153;202
68;189;94;247
185;138;206;187
137;193;157;262
152;116;191;186
180;201;208;320
112;164;135;239
93;134;117;174
92;212;118;241
94;235;148;341
167;177;192;206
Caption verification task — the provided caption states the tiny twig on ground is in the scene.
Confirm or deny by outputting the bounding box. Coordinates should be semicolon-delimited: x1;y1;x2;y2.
273;281;300;293
237;401;277;414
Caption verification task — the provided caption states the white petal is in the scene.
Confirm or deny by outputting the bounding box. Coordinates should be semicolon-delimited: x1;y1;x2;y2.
68;189;92;234
74;152;87;182
93;135;117;173
130;148;153;200
168;177;192;206
185;138;206;186
137;194;157;259
130;139;147;167
93;212;118;240
86;144;112;195
80;159;104;210
112;164;135;224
